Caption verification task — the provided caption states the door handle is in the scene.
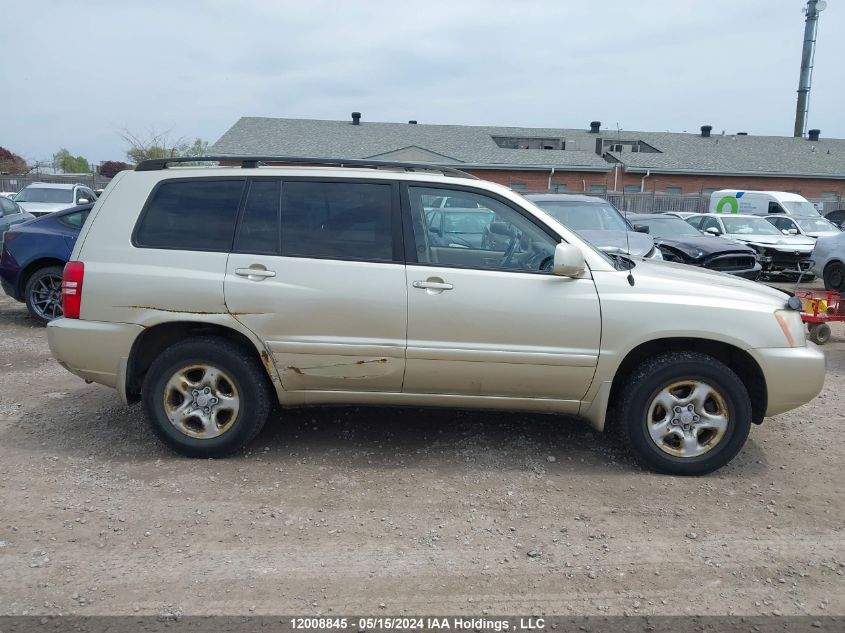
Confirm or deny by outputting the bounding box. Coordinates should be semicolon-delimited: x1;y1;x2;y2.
235;266;276;279
413;280;453;290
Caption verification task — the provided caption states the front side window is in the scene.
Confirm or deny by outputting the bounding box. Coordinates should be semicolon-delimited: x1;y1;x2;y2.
686;215;704;229
408;186;557;273
281;181;394;261
135;179;245;251
797;218;837;233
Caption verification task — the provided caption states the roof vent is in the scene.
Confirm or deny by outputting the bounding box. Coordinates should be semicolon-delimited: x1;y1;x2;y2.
701;125;712;138
737;132;748;136
589;121;601;133
808;128;820;141
351;111;361;125
408;120;417;124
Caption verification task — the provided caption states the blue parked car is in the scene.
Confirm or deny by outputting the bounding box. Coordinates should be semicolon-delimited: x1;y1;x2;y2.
0;203;93;324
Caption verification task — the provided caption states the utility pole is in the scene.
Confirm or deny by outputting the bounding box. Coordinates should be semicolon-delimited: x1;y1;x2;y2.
793;0;826;137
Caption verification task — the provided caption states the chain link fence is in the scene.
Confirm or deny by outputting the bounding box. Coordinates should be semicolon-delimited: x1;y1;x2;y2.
0;173;111;194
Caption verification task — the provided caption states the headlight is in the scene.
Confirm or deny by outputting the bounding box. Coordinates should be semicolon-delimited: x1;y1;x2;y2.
774;310;806;347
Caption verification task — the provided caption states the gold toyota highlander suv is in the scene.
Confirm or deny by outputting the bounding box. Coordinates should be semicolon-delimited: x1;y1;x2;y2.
46;157;825;475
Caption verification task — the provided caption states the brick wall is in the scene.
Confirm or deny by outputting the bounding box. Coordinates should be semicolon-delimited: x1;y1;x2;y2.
465;169;611;193
466;167;845;199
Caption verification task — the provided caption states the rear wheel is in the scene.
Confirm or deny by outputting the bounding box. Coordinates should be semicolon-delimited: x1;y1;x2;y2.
24;265;64;325
619;352;752;475
142;337;272;457
823;262;845;293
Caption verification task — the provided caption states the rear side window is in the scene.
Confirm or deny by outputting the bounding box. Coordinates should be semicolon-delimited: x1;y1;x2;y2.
135;179;244;251
235;180;281;255
281;181;394;261
58;210;90;229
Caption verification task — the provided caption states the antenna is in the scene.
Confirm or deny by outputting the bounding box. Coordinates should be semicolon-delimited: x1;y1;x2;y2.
616;122;635;286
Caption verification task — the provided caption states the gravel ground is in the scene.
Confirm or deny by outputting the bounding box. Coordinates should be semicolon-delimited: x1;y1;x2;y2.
0;288;843;617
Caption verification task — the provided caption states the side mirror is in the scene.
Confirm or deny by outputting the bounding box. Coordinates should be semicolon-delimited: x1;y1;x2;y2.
428;226;442;236
633;224;650;234
77;198;89;204
705;227;721;236
552;243;586;277
787;228;799;235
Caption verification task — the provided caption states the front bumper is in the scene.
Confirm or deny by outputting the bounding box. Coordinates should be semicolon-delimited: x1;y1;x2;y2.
748;344;826;417
47;318;143;393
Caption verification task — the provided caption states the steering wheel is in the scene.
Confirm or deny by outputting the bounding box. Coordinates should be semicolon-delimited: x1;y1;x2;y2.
500;229;520;267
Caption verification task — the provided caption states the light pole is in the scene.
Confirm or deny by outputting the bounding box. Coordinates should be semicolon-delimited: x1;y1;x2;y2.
793;0;827;137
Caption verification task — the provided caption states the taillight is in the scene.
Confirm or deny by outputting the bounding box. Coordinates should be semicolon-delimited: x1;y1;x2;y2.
62;261;85;319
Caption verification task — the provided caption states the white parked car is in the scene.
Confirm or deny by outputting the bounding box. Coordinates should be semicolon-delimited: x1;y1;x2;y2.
46;158;825;475
685;213;815;279
13;183;97;216
765;215;840;240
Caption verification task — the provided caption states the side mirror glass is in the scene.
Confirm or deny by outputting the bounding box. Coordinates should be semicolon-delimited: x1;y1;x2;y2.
705;227;721;236
553;242;586;277
633;224;650;234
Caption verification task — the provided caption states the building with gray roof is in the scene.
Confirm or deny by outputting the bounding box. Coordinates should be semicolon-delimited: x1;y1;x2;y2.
211;114;845;201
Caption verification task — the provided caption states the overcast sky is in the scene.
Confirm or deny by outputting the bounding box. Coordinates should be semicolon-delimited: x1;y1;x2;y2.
2;0;842;165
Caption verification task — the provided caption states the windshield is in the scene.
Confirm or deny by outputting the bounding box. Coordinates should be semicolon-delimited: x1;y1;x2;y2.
782;201;820;216
534;200;629;231
14;187;74;203
636;217;702;237
797;217;838;232
723;216;782;235
443;210;495;234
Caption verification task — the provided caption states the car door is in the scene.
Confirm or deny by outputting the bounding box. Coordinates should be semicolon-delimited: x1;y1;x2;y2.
224;178;407;393
401;184;601;409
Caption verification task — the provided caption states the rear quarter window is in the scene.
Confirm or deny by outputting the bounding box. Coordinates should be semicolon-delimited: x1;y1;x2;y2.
134;179;245;251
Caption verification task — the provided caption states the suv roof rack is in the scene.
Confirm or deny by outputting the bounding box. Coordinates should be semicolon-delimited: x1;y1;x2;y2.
134;155;479;179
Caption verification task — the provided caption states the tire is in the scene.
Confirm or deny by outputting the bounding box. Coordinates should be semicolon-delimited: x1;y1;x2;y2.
823;262;845;293
618;352;752;476
24;265;64;325
142;336;272;458
809;322;831;345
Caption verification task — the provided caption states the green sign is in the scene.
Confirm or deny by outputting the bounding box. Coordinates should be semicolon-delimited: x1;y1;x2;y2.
715;195;739;214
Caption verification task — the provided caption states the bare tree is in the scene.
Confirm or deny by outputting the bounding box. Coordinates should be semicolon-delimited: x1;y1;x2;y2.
121;129;210;164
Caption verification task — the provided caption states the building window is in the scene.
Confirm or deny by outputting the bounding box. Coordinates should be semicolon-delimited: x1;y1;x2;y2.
551;184;567;192
821;191;838;199
589;185;607;193
702;188;718;195
623;185;641;193
510;183;527;192
665;187;682;194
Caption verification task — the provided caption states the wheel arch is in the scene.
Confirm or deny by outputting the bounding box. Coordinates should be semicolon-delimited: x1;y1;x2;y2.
606;337;767;428
125;321;280;403
17;257;66;298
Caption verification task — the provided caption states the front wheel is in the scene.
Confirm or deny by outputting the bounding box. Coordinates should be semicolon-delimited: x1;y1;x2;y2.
619;352;752;475
142;337;273;457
